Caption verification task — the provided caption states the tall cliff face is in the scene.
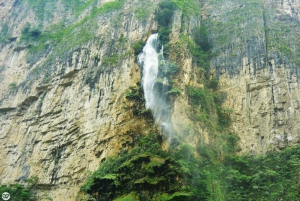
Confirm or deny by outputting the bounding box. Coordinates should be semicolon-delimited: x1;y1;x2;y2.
202;0;300;154
0;0;159;200
0;0;300;200
161;0;300;155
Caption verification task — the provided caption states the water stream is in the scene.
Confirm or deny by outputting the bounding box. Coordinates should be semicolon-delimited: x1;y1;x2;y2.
138;34;173;141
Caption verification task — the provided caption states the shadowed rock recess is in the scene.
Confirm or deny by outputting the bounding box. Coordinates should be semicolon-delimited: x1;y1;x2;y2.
0;0;300;200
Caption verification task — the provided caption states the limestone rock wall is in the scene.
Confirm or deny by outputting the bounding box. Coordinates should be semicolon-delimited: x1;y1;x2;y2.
204;0;300;154
0;0;159;200
1;0;300;200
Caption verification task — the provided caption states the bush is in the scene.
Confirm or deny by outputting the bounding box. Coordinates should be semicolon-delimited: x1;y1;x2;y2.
224;145;300;200
102;54;118;65
167;62;180;75
186;85;232;130
193;26;210;52
155;0;177;27
30;28;41;37
79;133;186;201
166;87;182;95
158;27;171;45
0;23;9;42
0;177;38;201
207;77;218;90
9;82;18;90
132;40;144;55
187;86;209;107
20;23;42;42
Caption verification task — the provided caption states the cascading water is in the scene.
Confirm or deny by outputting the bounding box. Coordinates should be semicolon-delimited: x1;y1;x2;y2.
138;34;173;141
138;34;159;112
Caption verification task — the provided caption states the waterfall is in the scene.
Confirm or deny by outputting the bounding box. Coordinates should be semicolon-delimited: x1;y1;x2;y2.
138;34;159;111
138;34;173;141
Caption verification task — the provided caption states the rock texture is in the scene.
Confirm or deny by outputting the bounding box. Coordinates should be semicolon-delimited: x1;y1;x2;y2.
0;0;159;200
204;0;300;154
1;0;300;200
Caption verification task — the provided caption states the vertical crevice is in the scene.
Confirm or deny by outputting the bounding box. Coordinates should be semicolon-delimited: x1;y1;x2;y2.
271;84;275;104
261;1;270;72
271;83;279;128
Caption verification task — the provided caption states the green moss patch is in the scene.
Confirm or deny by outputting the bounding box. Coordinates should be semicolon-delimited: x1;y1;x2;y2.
113;192;139;201
79;133;191;201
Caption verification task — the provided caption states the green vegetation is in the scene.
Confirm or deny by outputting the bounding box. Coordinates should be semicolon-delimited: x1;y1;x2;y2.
19;0;127;82
113;192;139;201
186;34;210;72
155;0;200;27
91;54;100;62
20;23;42;42
155;0;182;48
77;132;300;201
166;87;182;95
79;18;300;195
193;26;210;52
166;62;179;75
206;0;263;57
38;193;53;201
61;0;96;17
156;55;181;99
125;86;143;101
187;85;231;130
264;5;300;64
158;60;179;77
134;1;156;22
158;27;171;45
102;54;119;66
205;0;300;67
9;82;18;90
125;85;152;117
132;40;144;55
155;1;177;27
224;145;300;200
166;25;211;76
0;184;35;201
0;23;9;42
23;0;125;54
15;1;300;201
27;0;55;22
0;177;38;201
154;0;202;50
78;133;190;201
26;0;99;21
134;8;149;21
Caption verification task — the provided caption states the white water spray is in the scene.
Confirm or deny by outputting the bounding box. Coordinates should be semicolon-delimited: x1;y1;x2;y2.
138;34;159;111
138;34;173;141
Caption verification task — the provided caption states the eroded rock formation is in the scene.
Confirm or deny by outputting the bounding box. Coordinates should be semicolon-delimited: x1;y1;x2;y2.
0;0;300;200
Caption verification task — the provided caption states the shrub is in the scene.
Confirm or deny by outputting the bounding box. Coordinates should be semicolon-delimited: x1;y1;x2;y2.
79;133;186;201
91;54;100;62
155;0;177;27
207;77;219;91
224;145;300;200
167;62;180;75
30;28;41;37
158;27;171;44
9;82;18;90
20;23;42;42
132;40;144;55
102;54;118;65
193;26;210;52
0;177;38;201
0;23;9;42
166;87;182;95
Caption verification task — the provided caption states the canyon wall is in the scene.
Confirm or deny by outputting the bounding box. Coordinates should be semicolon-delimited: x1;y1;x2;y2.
204;0;300;154
0;0;300;200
